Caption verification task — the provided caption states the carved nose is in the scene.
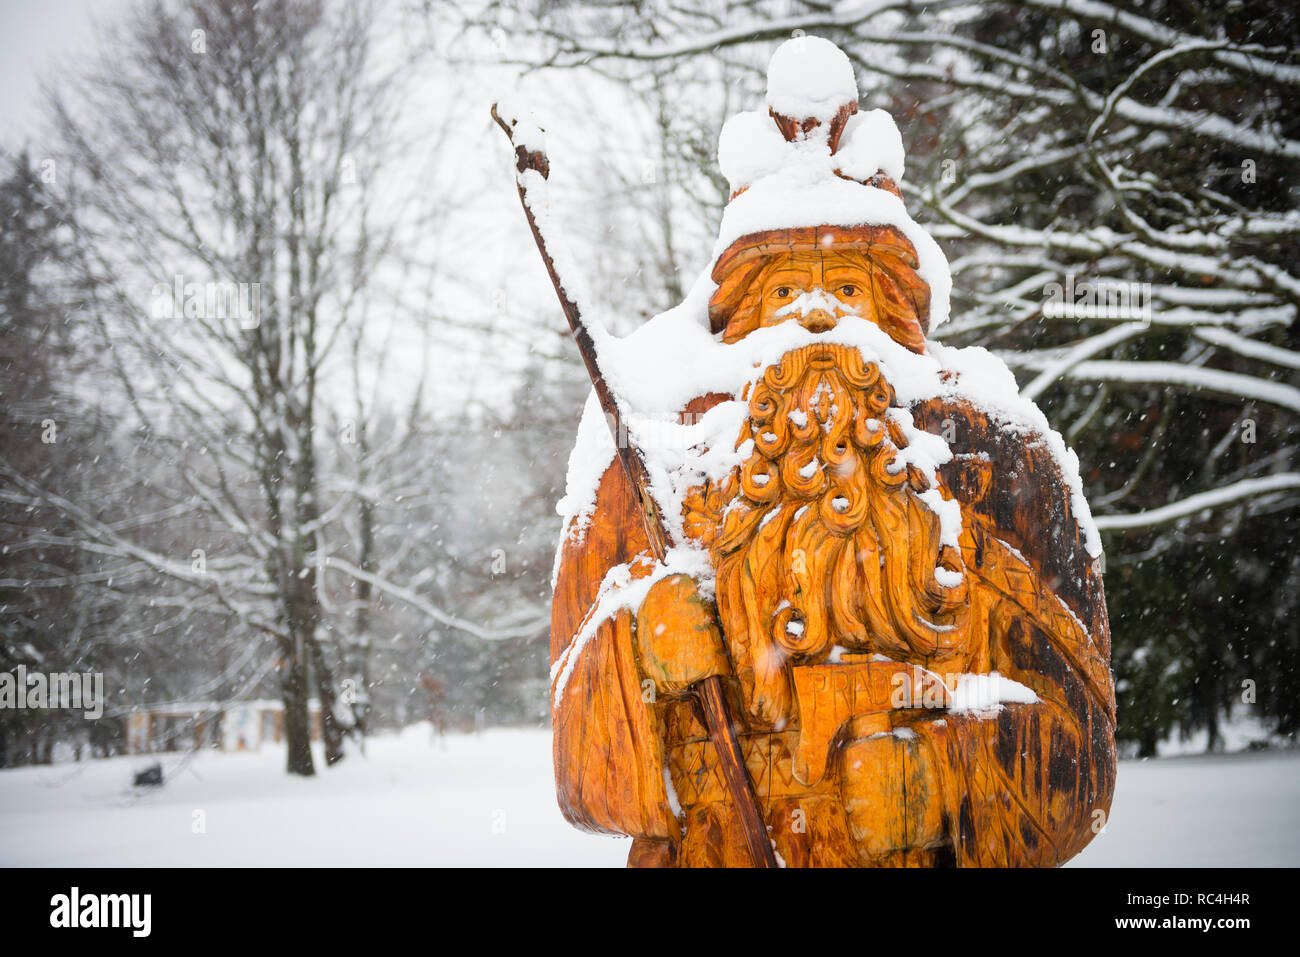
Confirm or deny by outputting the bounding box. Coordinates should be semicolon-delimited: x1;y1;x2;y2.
800;309;837;333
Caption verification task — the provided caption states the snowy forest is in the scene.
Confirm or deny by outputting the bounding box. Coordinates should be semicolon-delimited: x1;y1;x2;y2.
1;0;1297;781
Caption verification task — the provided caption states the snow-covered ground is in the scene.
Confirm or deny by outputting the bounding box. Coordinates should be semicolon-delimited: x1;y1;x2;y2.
0;725;1295;867
1072;748;1300;867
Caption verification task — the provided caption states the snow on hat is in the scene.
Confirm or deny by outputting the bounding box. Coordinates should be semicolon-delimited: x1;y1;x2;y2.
765;35;859;125
709;36;951;335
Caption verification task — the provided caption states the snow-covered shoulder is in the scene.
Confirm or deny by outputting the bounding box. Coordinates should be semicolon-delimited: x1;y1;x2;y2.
927;341;1104;558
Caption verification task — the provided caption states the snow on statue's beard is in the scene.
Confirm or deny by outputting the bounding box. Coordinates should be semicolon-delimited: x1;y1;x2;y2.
685;342;971;729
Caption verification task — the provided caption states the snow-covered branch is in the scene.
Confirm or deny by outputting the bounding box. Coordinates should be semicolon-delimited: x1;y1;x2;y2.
1006;358;1300;413
1095;474;1300;530
321;556;550;642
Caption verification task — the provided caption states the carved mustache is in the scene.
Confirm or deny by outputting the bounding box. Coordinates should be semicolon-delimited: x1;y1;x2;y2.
774;288;856;333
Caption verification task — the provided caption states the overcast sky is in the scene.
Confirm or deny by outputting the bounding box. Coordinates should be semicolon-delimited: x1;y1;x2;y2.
0;0;129;145
0;0;677;415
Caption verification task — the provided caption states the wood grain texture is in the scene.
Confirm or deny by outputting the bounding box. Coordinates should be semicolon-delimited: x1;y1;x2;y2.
550;279;1116;869
550;463;676;840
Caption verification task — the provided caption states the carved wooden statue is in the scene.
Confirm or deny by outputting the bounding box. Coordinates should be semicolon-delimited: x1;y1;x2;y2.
511;36;1115;867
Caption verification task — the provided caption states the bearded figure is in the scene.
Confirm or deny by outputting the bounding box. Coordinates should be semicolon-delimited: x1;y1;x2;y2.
549;37;1115;868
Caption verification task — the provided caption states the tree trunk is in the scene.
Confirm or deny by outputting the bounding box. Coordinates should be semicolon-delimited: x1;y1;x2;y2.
310;635;347;766
351;472;376;745
281;635;315;777
1137;728;1159;759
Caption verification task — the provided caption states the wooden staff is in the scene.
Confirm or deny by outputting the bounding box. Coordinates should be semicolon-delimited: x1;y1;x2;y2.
491;104;778;869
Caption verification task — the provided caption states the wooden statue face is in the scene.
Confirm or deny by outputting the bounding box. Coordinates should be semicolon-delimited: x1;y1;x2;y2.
721;247;928;354
755;251;875;332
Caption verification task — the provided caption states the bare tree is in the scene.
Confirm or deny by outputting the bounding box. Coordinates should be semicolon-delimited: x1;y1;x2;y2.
21;0;427;774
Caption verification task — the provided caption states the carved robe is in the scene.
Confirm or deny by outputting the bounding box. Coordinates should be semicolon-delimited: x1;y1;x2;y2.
550;348;1116;867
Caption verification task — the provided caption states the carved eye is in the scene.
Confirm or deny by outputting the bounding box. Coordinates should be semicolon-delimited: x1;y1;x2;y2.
839;284;859;297
774;286;792;299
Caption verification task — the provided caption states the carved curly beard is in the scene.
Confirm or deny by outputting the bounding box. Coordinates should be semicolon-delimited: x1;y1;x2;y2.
683;343;970;729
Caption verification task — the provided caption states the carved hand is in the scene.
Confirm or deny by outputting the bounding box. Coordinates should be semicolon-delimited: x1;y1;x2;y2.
839;725;947;863
635;574;731;697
